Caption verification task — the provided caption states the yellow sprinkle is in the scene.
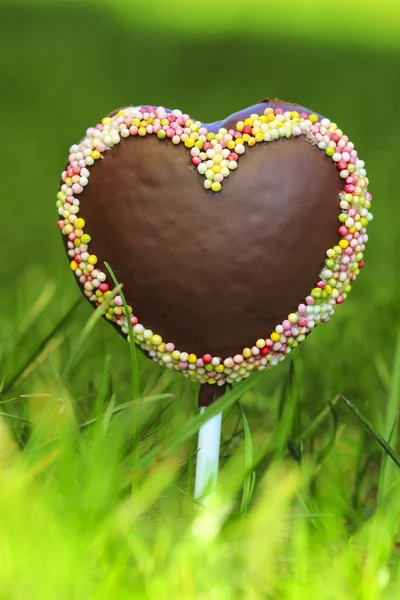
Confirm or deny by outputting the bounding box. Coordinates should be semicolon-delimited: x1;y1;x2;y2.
172;350;180;361
91;150;101;160
256;338;266;349
75;218;85;229
65;177;72;186
227;140;235;150
188;354;197;364
211;182;221;192
235;137;244;145
244;118;254;126
236;121;244;132
291;111;300;118
185;139;195;148
243;134;250;142
138;127;147;137
151;334;162;346
271;332;281;342
339;240;349;249
309;114;319;123
88;255;98;265
70;260;78;271
349;226;356;234
264;107;274;115
216;365;225;373
212;165;221;173
243;348;252;359
255;132;264;143
248;137;256;147
267;113;275;122
102;117;111;125
325;285;333;294
117;110;126;117
207;378;216;385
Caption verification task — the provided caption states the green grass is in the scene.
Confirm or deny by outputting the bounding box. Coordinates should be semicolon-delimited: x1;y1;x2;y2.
1;296;400;599
1;1;400;597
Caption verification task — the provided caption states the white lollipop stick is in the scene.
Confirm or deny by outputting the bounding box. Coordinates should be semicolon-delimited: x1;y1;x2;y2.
194;407;223;501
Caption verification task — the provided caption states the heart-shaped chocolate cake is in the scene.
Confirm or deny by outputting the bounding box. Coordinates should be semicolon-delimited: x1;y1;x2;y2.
57;98;372;389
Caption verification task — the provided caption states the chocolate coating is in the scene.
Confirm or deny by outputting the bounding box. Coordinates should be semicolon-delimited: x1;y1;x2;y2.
75;107;343;358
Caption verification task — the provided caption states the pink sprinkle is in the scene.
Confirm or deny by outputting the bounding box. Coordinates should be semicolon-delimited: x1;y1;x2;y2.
336;296;344;304
317;281;325;289
99;283;109;292
298;303;307;314
165;342;175;352
114;295;123;306
72;183;83;194
358;260;365;268
192;157;201;166
196;358;204;368
282;320;291;329
208;371;217;378
203;142;213;151
179;361;188;370
97;143;106;153
166;129;175;138
234;354;244;364
130;126;138;135
306;296;315;306
299;317;308;327
203;354;212;364
130;315;139;326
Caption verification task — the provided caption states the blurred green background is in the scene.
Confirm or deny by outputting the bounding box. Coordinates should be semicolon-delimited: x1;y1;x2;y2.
0;0;399;427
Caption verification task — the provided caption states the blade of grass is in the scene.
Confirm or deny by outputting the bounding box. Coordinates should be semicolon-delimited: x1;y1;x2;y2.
2;297;82;395
62;285;121;380
104;262;139;403
239;402;256;515
341;394;400;470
